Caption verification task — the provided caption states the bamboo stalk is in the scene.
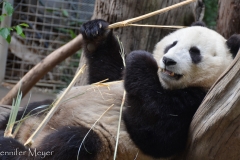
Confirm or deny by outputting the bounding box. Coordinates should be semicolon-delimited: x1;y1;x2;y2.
114;35;126;160
24;64;86;147
113;91;126;160
4;82;22;137
128;24;185;29
108;0;196;29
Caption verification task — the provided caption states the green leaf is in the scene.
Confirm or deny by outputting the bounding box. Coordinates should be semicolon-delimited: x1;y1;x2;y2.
6;35;11;43
69;30;76;39
19;23;29;27
19;33;26;38
45;9;57;13
0;14;7;22
0;28;10;39
4;2;14;16
8;27;13;31
62;9;69;17
15;25;23;35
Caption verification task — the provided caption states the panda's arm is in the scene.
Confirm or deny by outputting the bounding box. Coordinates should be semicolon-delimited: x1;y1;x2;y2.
80;19;124;84
123;51;206;158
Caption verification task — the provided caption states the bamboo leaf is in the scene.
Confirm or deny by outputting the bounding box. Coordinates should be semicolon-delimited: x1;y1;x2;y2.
4;82;22;137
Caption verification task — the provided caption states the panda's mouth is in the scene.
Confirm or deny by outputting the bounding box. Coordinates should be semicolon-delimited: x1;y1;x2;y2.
160;68;183;80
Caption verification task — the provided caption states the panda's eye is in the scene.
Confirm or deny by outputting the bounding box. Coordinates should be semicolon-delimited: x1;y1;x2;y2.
189;46;202;64
164;41;178;54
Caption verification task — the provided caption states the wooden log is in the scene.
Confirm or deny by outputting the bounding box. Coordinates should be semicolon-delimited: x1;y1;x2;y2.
0;34;83;106
178;49;240;159
217;0;240;38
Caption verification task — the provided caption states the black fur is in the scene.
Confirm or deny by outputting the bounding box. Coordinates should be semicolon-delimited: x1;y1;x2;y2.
164;41;178;54
189;46;202;64
0;126;102;160
37;126;102;160
162;57;177;66
0;136;29;160
191;21;206;27
226;34;240;58
123;51;206;158
80;19;124;83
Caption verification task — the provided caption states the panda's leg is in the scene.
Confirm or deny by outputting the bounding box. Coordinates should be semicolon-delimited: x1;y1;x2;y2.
123;51;206;158
80;19;124;84
0;100;53;159
0;136;30;160
37;126;102;160
0;125;102;160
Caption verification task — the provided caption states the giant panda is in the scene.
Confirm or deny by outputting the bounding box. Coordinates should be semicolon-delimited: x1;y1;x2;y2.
0;19;239;160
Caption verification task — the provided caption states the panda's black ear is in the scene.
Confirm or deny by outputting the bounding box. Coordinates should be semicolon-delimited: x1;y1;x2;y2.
191;21;206;27
226;34;240;58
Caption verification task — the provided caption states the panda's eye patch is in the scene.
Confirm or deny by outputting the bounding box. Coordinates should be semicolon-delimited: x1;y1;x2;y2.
164;41;178;54
189;46;202;64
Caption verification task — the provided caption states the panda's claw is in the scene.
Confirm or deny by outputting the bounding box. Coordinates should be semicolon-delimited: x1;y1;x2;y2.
99;22;102;28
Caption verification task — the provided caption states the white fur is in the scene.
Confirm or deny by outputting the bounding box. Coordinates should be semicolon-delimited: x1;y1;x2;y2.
153;26;233;89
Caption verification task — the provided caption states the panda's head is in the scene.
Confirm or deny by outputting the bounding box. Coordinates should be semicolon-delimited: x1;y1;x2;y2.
153;23;237;90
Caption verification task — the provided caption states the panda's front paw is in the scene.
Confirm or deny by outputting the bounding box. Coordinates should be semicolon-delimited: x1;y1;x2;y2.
125;50;158;69
80;19;109;40
124;51;159;94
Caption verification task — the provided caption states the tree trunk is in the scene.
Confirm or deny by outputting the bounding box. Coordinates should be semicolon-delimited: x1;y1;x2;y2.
92;0;196;53
175;49;240;160
75;0;201;86
217;0;240;38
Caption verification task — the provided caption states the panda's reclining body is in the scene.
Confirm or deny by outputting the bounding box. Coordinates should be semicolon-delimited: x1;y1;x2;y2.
0;19;239;160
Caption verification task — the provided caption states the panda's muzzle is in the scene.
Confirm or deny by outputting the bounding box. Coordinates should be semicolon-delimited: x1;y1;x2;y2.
160;68;183;80
162;57;176;66
160;57;183;80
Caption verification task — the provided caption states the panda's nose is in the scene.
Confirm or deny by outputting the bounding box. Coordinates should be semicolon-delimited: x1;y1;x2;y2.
162;57;177;66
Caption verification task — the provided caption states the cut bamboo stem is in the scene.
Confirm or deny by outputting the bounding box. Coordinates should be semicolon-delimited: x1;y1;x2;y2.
113;91;126;160
108;0;196;29
24;64;86;147
128;24;185;29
